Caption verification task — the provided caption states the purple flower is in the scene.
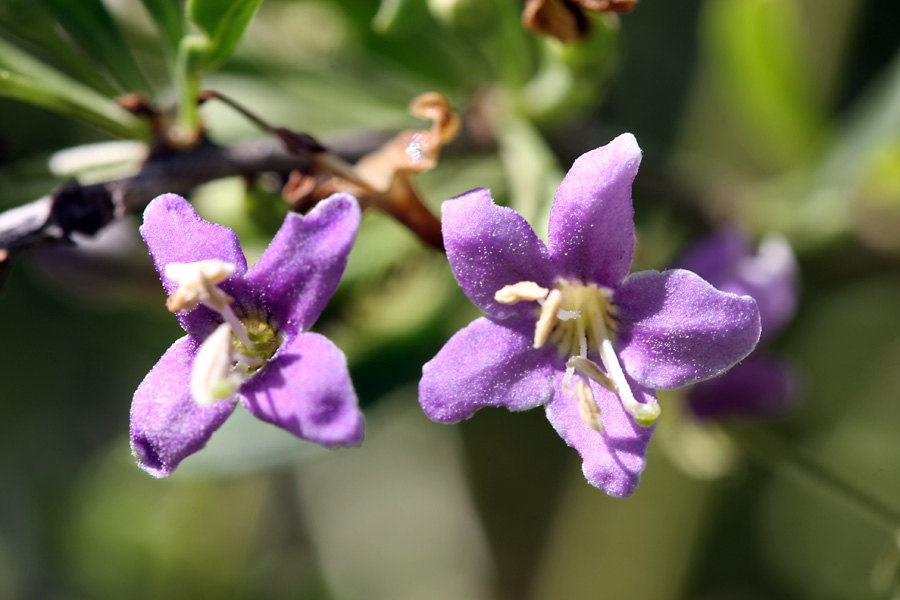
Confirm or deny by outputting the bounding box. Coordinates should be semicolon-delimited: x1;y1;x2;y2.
677;229;799;420
131;192;364;477
419;134;761;497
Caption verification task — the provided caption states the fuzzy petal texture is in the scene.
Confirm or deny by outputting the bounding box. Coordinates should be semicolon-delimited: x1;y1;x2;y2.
130;336;238;477
443;189;556;321
548;133;640;286
244;193;361;336
419;316;558;422
545;374;656;497
616;269;761;390
686;356;798;421
240;331;364;448
141;194;249;338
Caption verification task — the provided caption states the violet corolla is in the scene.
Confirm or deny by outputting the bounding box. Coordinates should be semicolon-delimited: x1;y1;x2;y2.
677;229;799;420
130;192;364;477
419;134;761;497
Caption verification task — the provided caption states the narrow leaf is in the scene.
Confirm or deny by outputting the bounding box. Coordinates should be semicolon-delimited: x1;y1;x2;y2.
138;0;184;54
185;0;262;72
0;1;116;95
0;38;147;138
41;0;152;94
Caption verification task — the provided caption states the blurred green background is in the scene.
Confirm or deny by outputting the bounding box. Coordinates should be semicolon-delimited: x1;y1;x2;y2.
3;0;900;598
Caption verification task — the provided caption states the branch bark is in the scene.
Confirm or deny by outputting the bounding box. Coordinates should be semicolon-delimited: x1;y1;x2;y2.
0;139;315;289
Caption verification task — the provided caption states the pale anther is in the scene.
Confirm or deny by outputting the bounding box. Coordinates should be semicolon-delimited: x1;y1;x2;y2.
534;288;562;348
567;356;617;393
165;259;236;313
575;379;604;433
191;323;239;406
494;281;549;305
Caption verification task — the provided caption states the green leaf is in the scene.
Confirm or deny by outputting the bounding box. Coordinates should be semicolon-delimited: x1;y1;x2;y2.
138;0;185;54
184;0;262;72
175;0;261;131
41;0;153;95
0;38;147;139
0;2;117;96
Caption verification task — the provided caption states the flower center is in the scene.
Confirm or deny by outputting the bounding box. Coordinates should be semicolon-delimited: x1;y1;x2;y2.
165;260;282;405
232;314;281;373
495;280;660;431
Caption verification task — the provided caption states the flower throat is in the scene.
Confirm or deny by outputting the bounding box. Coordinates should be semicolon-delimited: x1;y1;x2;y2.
495;280;660;431
164;259;282;405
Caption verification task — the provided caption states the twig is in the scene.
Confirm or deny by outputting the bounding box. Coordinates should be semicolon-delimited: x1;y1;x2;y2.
0;139;313;290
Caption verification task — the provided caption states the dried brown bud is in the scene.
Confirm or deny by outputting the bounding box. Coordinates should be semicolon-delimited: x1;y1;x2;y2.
283;92;459;251
355;91;459;189
522;0;588;44
410;92;461;146
573;0;637;13
523;0;636;43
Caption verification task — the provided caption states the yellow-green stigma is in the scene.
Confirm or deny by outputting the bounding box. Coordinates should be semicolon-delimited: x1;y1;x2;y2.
233;314;281;373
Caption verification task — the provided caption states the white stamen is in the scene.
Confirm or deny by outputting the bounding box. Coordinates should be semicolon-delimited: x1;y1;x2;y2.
567;356;617;393
534;289;562;348
494;281;549;304
165;259;236;313
576;317;588;358
562;364;575;393
191;323;239;406
219;303;255;350
587;302;660;427
164;259;258;350
575;379;604;433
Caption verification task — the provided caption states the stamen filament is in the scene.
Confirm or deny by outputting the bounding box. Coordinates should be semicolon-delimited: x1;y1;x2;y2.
576;318;588;359
567;356;617;393
588;302;660;427
563;364;575;393
534;289;562;348
218;302;255;350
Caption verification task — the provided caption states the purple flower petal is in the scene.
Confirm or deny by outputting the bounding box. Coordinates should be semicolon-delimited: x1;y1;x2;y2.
130;336;238;477
244;193;361;336
677;230;798;340
140;194;249;338
419;316;558;422
686;356;798;420
240;331;364;448
548;134;641;287
675;229;750;285
544;374;656;498
615;269;761;390
442;189;556;320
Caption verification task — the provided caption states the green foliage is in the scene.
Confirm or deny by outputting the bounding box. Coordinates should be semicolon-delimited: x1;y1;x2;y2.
182;0;263;73
0;0;117;95
0;37;147;138
139;0;185;54
3;1;900;599
42;0;153;94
